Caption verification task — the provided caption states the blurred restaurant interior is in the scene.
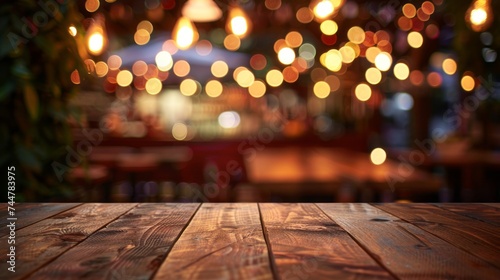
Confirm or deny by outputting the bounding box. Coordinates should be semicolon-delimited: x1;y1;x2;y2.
1;0;499;203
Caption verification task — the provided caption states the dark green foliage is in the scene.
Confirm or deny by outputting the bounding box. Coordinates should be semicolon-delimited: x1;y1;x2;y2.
0;1;85;201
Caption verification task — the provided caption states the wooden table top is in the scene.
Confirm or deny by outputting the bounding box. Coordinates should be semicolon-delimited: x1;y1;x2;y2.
1;203;499;279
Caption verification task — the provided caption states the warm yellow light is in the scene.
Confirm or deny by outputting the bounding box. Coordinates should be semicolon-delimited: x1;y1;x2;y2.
339;45;355;63
266;69;284;87
249;80;266;98
205;80;223;98
145;78;162;95
370;148;387;165
173;17;199;50
95;61;108;77
172;123;188;141
313;81;330;98
320;20;338;35
278;47;296;65
180;79;199;96
134;29;150;45
86;16;107;56
236;69;255;88
365;47;381;63
137;20;153;34
155;51;173;72
461;75;475;91
394;62;410;80
407;31;423;48
223;34;241;51
466;0;493;31
365;67;382;85
182;0;223;22
211;60;229;78
323;49;343;72
355;83;371;101
116;70;133;87
471;8;487;25
347;26;365;44
374;52;392;72
88;32;104;55
313;0;334;19
442;58;457;75
68;25;77;36
227;7;251;38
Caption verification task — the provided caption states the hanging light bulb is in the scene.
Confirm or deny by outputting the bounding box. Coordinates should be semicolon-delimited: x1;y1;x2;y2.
86;14;107;56
311;0;344;20
173;16;199;50
465;0;494;32
182;0;223;22
226;6;251;38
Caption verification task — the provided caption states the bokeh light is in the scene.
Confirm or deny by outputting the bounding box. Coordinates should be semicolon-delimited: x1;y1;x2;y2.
278;47;296;65
116;70;133;87
180;78;200;96
355;83;372;101
370;148;387;165
393;62;410;80
442;58;457;75
248;80;266;98
365;67;382;85
145;78;162;95
205;80;223;98
374;52;392;71
266;69;284;87
461;75;475;91
211;60;229;78
218;111;241;128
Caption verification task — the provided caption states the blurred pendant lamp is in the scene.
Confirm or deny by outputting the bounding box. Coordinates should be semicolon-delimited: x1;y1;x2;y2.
226;6;251;38
465;0;494;32
172;16;199;50
86;14;107;56
182;0;223;22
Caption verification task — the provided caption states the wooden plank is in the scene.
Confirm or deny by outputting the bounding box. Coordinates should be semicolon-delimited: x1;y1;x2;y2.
154;203;273;280
0;203;81;237
260;203;393;279
318;203;500;279
434;203;500;226
0;203;136;279
483;203;500;209
28;203;199;279
375;203;500;268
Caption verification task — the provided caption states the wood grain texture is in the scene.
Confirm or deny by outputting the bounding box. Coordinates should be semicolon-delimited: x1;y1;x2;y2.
0;203;81;237
318;203;500;279
375;203;500;268
260;203;393;279
483;203;500;209
434;203;500;226
154;203;273;280
28;203;199;279
0;203;136;280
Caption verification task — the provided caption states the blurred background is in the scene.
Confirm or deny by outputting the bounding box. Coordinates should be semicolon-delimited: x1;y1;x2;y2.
1;0;499;202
